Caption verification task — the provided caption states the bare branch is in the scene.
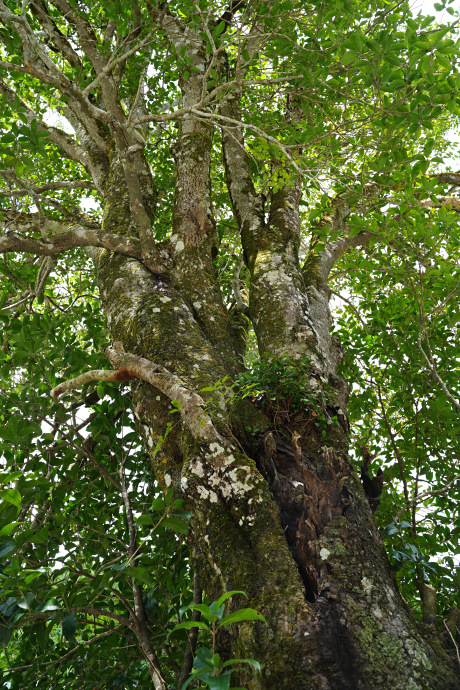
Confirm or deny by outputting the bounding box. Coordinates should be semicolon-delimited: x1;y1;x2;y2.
417;330;460;411
318;231;376;282
0;179;96;199
50;369;138;399
434;172;460;188
50;342;225;445
395;471;460;522
420;196;460;212
0;222;145;262
30;0;84;70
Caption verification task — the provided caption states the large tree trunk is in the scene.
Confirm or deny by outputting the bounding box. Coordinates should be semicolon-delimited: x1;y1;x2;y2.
94;140;459;688
1;1;458;685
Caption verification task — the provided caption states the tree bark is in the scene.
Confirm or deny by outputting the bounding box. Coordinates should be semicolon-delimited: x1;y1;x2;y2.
1;1;458;686
93;144;459;687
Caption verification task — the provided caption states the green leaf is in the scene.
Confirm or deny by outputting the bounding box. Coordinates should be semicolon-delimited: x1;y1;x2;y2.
62;612;77;641
0;541;15;559
215;591;246;610
222;658;261;673
384;525;399;536
0;489;21;507
162;516;189;534
189;603;220;623
124;566;154;585
170;620;210;634
219;609;266;627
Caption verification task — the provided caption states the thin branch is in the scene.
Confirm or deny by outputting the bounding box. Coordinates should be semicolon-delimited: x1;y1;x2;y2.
118;446;167;689
39;413;123;493
176;572;202;690
5;628;122;676
416;279;460;411
83;26;157;96
0;179;96;199
443;619;460;667
376;383;410;504
395;471;460;522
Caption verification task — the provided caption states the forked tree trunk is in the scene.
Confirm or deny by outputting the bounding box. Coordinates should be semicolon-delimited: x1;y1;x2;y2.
1;1;458;686
94;144;459;689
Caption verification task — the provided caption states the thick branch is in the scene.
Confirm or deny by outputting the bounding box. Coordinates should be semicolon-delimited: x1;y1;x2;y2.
50;369;138;399
232;254;249;315
48;0;105;72
0;223;143;261
318;231;376;282
30;0;84;70
0;1;112;139
51;344;224;445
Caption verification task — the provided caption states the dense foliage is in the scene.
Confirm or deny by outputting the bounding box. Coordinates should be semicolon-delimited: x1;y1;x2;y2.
0;0;459;686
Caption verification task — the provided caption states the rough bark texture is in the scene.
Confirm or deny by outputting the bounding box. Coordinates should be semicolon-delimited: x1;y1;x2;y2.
93;143;459;687
2;2;458;686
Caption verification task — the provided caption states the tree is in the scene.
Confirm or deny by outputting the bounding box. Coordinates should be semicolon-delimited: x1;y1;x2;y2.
0;0;459;687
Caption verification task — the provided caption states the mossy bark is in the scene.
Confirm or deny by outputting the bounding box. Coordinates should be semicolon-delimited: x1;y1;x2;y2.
91;147;460;688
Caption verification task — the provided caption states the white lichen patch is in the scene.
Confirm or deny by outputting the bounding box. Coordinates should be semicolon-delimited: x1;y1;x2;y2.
196;485;218;503
209;442;225;455
175;240;185;253
164;474;172;487
373;606;383;619
159;296;171;303
212;560;222;576
193;301;202;309
264;269;284;286
152;307;161;313
362;577;373;595
191;460;205;477
197;485;210;500
320;548;331;561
